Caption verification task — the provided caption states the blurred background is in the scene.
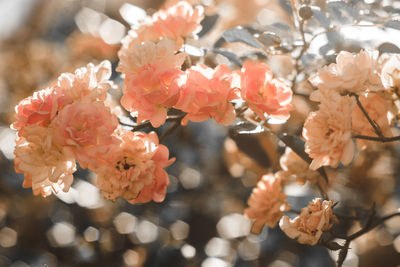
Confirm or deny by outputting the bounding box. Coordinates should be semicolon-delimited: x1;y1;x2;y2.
1;0;400;266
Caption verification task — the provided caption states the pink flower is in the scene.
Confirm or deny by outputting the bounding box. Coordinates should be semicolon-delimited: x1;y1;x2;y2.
11;87;71;135
240;61;293;121
57;60;114;102
95;130;175;203
51;101;119;169
120;2;204;51
118;38;186;127
280;198;338;245
303;92;356;170
352;93;392;149
152;1;204;48
174;64;239;125
14;126;76;197
121;23;162;51
310;50;381;101
244;173;290;234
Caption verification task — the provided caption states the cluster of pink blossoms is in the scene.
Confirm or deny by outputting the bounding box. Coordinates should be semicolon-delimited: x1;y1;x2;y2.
13;61;174;203
303;50;396;170
13;1;294;205
244;170;338;245
117;2;293;128
118;38;293;127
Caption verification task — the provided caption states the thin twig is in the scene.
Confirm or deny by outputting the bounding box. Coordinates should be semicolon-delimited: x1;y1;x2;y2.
352;94;384;138
336;210;400;266
354;134;400;142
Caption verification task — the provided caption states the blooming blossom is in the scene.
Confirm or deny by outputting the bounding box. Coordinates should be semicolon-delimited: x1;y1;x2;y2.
51;101;119;169
118;38;186;127
303;92;356;170
310;50;380;101
11;87;71;135
244;173;290;234
96;130;174;203
174;64;239;125
120;1;204;50
57;60;114;102
352;93;392;149
280;198;338;245
14;126;76;197
240;61;293;121
152;1;204;48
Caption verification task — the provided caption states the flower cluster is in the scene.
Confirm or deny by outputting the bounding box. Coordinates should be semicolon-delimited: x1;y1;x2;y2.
13;61;174;204
303;50;395;170
244;170;337;245
118;38;292;128
13;1;294;205
13;61;115;196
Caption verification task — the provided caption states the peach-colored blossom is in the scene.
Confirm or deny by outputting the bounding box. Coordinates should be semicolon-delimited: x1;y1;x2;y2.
244;173;290;234
310;50;381;101
352;93;392;150
174;64;239;125
95;130;174;203
303;92;356;170
120;2;204;51
118;38;186;127
279;198;338;245
57;60;113;102
120;22;162;52
240;61;293;121
279;147;320;185
51;101;119;169
118;38;186;75
152;1;204;48
381;54;400;89
11;87;71;135
14;126;76;197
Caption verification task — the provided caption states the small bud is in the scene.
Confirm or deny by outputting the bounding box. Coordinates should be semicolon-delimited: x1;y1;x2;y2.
299;5;313;20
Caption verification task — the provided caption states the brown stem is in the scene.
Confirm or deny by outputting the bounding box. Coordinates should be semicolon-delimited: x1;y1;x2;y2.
352;94;384;138
353;134;400;143
336;210;400;266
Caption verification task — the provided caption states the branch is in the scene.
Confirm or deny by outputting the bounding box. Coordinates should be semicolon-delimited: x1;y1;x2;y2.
336;210;400;266
353;134;400;143
352;94;384;138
